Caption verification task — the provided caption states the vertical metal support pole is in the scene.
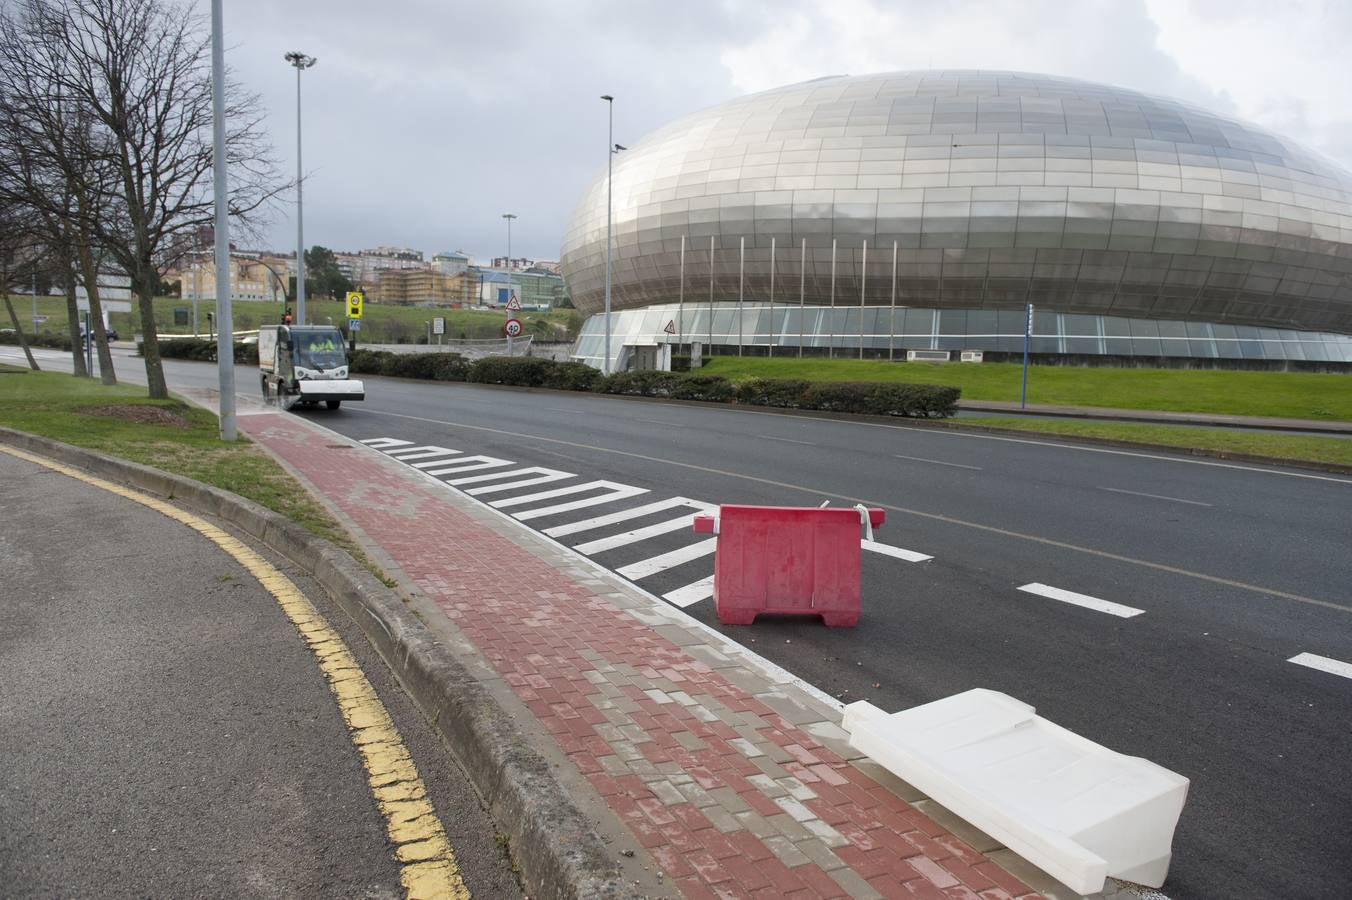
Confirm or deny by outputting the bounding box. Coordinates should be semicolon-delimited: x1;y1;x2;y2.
677;234;685;350
1021;302;1034;409
890;240;897;362
212;0;235;441
768;236;775;356
798;237;805;358
828;238;836;358
192;252;200;337
737;235;744;355
84;311;93;372
31;272;36;327
603;98;614;375
294;65;306;327
859;239;867;360
707;234;714;353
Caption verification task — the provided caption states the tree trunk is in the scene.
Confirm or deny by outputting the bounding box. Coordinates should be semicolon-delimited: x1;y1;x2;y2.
135;264;166;398
3;293;39;371
75;224;116;385
63;258;89;378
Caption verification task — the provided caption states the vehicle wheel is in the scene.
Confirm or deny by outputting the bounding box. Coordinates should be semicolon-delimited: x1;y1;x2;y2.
260;374;271;401
325;400;341;410
280;385;300;411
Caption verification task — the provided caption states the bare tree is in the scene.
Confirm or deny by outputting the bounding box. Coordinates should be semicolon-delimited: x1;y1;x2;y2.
1;0;284;398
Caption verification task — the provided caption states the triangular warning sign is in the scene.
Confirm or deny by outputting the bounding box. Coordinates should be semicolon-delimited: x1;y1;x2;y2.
663;319;677;335
505;295;522;311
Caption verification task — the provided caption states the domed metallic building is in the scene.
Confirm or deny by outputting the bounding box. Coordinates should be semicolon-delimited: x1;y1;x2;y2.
561;71;1352;366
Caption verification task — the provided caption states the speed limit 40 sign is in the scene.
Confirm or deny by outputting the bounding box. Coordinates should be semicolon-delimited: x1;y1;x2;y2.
503;317;523;338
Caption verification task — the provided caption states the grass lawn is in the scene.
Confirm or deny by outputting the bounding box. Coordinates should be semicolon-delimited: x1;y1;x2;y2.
6;293;582;345
960;416;1352;467
0;369;385;578
699;356;1352;422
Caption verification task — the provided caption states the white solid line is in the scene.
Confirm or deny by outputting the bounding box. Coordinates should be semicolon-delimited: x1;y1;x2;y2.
389;445;460;461
664;576;715;608
505;483;651;521
461;469;575;494
361;437;412;449
543;497;702;538
574;508;715;555
492;479;635;509
1018;582;1145;618
758;434;815;446
1289;652;1352;680
1099;486;1212;507
893;454;981;471
422;455;514;476
861;540;933;563
617;538;719;579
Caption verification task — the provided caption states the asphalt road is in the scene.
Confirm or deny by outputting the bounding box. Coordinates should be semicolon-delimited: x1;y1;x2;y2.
10;344;1352;899
0;444;522;898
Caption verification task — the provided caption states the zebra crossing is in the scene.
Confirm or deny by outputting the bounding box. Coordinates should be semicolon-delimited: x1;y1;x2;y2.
360;436;933;609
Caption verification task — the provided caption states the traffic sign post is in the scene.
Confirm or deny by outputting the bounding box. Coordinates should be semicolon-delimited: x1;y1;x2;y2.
504;316;522;356
505;294;522;312
345;292;363;353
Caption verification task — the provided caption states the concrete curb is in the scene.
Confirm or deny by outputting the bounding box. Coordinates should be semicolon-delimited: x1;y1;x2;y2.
0;425;632;900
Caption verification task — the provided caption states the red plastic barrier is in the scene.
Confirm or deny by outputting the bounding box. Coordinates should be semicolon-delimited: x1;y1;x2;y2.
693;504;884;627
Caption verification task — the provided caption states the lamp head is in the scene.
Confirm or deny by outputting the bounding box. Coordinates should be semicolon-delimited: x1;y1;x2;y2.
613;143;627;152
600;94;613;102
284;51;317;69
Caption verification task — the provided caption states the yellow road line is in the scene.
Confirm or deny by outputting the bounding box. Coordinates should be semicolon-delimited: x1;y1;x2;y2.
1;445;469;900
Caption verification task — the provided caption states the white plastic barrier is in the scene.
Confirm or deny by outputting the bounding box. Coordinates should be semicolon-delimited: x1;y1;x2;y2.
843;689;1189;895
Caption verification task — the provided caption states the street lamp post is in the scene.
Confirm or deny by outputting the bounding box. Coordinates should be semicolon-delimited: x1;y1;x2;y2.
285;50;316;326
502;213;517;268
600;95;614;374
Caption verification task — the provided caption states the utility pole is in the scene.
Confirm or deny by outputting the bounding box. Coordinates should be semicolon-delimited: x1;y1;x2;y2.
502;213;517;268
212;0;236;440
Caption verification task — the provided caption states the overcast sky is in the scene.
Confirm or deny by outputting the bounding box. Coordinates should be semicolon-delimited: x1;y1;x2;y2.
219;0;1352;263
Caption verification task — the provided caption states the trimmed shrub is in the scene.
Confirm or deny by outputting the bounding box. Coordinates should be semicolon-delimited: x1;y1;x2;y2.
798;381;958;417
547;361;603;392
597;370;683;397
670;375;736;402
153;338;256;364
734;377;812;408
0;331;72;351
468;356;556;387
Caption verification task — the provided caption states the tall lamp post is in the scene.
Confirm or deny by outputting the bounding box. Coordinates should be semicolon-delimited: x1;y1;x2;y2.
502;213;517;268
285;50;316;326
601;95;615;374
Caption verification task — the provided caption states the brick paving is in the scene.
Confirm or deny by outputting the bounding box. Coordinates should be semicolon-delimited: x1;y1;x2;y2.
243;412;1042;900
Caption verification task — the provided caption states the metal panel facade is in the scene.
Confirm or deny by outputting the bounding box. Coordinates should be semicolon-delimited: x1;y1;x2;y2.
560;71;1352;337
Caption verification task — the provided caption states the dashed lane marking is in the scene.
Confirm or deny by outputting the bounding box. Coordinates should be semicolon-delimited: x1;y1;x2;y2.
893;453;982;471
1289;652;1352;681
1099;486;1213;507
0;444;469;900
1019;582;1146;619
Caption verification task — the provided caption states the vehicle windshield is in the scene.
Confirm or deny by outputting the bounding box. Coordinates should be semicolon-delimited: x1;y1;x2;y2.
294;332;347;370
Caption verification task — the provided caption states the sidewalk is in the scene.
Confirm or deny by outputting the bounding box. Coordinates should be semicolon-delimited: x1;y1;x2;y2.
958;399;1352;435
239;408;1074;900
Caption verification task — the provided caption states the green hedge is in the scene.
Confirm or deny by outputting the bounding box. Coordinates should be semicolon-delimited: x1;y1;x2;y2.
144;344;959;417
0;331;72;350
153;337;257;364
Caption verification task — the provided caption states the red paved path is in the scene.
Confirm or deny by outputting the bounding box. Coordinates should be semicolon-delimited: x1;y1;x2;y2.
244;412;1040;900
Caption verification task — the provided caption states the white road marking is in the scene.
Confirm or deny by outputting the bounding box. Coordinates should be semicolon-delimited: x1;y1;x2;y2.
412;453;470;468
759;434;815;446
389;445;461;461
543;497;703;538
893;454;981;470
458;467;575;494
361;437;412;450
664;576;715;608
861;540;933;563
574;507;716;556
634;418;673;426
1289;652;1352;681
423;455;514;476
498;482;650;521
1099;486;1212;507
1018;582;1145;618
617;538;719;579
